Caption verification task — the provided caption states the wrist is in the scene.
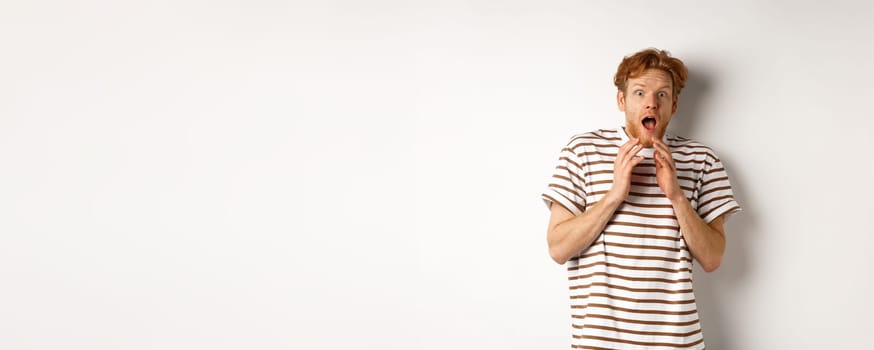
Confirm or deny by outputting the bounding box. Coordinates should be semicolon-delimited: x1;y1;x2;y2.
668;194;689;207
601;190;625;209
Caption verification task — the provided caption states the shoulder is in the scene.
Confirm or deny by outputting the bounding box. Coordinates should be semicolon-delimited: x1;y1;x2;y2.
666;134;720;160
565;128;622;148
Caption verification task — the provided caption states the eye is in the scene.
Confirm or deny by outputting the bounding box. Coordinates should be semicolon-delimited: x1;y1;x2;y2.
635;90;644;97
658;92;668;98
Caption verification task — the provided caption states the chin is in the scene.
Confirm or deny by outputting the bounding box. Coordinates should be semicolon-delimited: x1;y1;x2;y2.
643;129;667;147
639;136;655;148
634;131;655;146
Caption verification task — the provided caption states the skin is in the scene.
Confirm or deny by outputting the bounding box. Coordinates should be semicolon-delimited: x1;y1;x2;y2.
546;69;727;272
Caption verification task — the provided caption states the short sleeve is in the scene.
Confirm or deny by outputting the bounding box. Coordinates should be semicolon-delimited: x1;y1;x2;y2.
697;153;742;223
541;142;587;216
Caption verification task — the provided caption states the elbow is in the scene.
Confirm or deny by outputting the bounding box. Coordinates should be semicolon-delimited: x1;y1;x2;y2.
701;257;722;273
549;245;570;265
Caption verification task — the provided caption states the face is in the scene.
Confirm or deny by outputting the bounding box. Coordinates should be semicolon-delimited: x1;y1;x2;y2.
617;69;678;147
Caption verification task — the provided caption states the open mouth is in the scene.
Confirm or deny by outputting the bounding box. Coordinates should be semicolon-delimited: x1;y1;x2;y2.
642;116;657;132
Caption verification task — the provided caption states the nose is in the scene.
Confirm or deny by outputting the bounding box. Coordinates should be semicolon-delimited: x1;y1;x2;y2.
644;94;659;110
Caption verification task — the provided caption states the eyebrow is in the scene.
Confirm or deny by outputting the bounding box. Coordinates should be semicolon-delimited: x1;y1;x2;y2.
631;83;672;91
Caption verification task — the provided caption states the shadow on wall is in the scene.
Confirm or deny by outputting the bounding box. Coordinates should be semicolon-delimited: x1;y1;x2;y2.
671;66;758;350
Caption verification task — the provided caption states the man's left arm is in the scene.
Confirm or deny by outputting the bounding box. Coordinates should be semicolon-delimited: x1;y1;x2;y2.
667;198;726;272
653;140;728;272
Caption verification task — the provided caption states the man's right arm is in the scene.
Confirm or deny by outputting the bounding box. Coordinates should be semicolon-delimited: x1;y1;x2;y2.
546;138;644;264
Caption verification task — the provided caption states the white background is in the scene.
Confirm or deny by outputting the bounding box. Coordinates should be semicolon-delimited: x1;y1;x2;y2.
2;1;873;349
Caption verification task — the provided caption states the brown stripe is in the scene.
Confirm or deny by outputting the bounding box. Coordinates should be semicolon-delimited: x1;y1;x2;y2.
586;159;615;166
698;195;734;213
600;241;683;253
543;192;585;214
598;251;692;263
699;185;732;198
570;143;620;153
701;202;740;221
677;175;697;183
597;129;623;137
704;166;725;174
584;163;701;173
629;181;695;192
569;260;691;273
587;292;696;305
571;157;710;168
675;164;705;172
552;174;586;194
548;183;581;198
558;155;582;170
577;133;621;141
579;303;698;316
590;189;671;199
583;169;613;178
701;175;729;187
571;345;614;350
671;150;711;156
576;250;692;264
674;158;712;167
556;165;585;184
561;144;619;158
569;271;693;283
608;220;679;230
589;179;613;186
576;324;702;337
577;150;619;157
669;141;702;149
542;194;573;215
665;138;709;148
571;346;615;350
604;231;680;242
577;334;704;348
614;210;676;220
570;282;693;295
573;314;701;327
615;201;674;209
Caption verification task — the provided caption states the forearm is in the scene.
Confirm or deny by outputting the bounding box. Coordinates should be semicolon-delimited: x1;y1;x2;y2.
548;193;623;264
670;197;725;272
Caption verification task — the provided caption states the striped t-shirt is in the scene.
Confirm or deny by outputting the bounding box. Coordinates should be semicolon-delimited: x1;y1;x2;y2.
542;127;741;350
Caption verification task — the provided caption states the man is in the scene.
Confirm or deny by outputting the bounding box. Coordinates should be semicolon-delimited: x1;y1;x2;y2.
541;48;741;349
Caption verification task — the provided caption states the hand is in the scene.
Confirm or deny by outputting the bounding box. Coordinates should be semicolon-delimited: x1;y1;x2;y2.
653;139;685;201
605;138;645;204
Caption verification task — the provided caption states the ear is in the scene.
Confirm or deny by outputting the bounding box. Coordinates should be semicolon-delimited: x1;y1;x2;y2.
617;90;626;112
671;95;679;115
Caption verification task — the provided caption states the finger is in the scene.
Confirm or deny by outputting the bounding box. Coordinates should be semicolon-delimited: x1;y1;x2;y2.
627;144;645;167
629;154;645;168
619;138;640;157
652;139;669;156
654;150;669;170
624;143;644;170
617;138;640;168
622;155;643;177
655;151;674;172
652;141;675;170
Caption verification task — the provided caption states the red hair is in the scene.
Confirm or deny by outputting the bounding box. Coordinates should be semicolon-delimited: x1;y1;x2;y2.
614;48;688;97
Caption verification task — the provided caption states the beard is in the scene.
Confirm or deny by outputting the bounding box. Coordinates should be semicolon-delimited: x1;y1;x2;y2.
625;122;664;148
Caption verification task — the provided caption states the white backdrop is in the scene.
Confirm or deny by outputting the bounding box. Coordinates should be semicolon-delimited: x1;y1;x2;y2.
2;1;873;349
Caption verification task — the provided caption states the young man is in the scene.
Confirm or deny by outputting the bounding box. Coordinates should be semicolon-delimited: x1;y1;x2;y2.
542;48;741;349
